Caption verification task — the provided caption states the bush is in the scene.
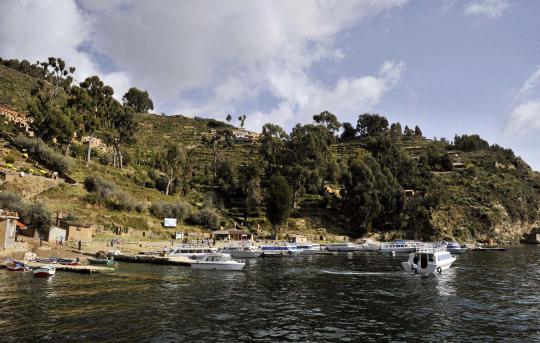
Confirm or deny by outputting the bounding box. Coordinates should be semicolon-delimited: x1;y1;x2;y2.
0;191;26;215
4;153;16;164
454;134;489;152
150;201;193;220
188;208;222;230
83;175;141;212
12;135;70;173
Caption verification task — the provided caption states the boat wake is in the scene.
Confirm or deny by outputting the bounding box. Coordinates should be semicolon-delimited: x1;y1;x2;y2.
321;270;403;276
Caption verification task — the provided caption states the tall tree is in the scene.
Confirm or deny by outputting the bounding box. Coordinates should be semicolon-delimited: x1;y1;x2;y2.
79;76;113;164
414;125;422;138
238;163;262;222
122;87;154;113
160;143;190;196
259;123;288;176
356;113;389;137
265;173;292;237
340;122;356;140
313;111;341;133
225;114;232;123
238;114;246;128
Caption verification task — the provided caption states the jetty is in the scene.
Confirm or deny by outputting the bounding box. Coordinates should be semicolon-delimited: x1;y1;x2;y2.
113;254;192;266
0;262;115;274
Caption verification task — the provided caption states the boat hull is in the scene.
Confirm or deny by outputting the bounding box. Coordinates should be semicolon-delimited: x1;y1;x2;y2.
401;259;456;274
226;251;261;258
191;262;245;271
33;267;56;278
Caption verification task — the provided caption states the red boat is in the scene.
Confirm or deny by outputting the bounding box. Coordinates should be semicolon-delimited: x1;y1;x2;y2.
33;266;56;278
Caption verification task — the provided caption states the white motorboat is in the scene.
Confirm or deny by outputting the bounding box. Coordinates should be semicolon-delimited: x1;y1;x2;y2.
220;244;262;258
401;246;456;274
190;253;245;271
326;242;359;251
445;241;468;254
296;243;322;255
33;265;56;277
260;244;302;257
167;245;218;259
379;240;422;254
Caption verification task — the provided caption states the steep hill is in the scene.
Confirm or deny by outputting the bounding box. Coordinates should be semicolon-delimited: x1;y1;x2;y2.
0;63;539;243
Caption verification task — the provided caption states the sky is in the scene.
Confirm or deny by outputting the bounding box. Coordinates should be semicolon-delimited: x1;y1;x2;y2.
0;0;539;170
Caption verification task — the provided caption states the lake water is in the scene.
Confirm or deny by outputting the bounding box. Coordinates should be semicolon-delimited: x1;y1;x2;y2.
1;246;539;342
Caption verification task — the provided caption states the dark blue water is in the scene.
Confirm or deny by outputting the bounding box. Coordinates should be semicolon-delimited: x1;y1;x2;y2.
1;246;539;342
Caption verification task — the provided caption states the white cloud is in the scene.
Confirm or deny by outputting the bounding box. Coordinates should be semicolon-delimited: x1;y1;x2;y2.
0;0;130;100
506;66;540;135
0;0;408;127
464;0;509;19
505;100;540;134
514;65;540;103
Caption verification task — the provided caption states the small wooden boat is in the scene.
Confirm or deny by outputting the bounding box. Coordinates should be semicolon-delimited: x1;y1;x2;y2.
35;258;58;264
87;257;115;266
5;259;26;271
33;265;56;278
56;257;80;265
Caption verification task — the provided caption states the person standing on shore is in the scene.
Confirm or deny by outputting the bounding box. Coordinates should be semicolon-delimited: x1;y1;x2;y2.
78;240;82;252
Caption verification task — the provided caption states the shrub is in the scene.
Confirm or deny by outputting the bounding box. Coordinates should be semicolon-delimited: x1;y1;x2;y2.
4;153;16;164
150;201;193;220
188;208;222;230
83;175;141;212
12;135;70;173
0;191;26;215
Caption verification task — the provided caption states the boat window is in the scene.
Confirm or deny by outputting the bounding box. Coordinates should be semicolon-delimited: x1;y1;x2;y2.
428;254;434;262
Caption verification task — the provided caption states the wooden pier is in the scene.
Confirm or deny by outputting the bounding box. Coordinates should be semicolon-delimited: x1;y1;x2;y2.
0;262;115;274
113;254;192;266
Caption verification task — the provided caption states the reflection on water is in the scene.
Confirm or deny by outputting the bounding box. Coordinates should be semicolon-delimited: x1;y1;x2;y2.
0;246;539;342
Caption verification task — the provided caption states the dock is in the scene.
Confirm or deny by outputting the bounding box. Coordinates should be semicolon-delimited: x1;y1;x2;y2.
0;262;115;274
113;254;192;266
471;247;507;251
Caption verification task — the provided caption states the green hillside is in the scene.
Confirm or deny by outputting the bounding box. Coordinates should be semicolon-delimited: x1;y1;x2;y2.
0;62;539;243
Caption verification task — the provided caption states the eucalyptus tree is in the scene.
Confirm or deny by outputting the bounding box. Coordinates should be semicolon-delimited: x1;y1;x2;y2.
122;87;154;113
265;173;292;238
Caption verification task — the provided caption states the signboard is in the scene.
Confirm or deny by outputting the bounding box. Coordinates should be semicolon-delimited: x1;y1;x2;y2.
164;218;177;227
175;232;184;240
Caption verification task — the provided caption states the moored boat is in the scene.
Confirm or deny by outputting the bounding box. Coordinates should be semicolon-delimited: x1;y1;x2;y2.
296;243;322;255
33;265;56;278
445;242;468;254
379;240;421;254
167;245;218;259
326;242;359;252
401;246;456;274
88;257;115;266
260;244;301;257
5;259;26;271
191;253;245;271
220;244;262;258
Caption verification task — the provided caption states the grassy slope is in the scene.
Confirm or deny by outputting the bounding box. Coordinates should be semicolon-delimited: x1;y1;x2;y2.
0;64;539;242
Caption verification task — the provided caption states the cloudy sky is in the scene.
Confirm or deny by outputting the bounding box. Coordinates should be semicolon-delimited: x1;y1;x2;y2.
0;0;539;169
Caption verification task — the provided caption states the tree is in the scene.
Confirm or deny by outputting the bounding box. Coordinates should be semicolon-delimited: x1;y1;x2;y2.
414;125;422;138
225;114;232;123
284;124;333;207
403;125;414;139
340;152;382;234
160;143;190;196
79;76;113;164
238;163;262;222
390;122;402;140
340;122;356;140
259;123;288;176
122;87;154;113
238;114;246;128
25;202;51;244
102;102;137;168
356;113;388;137
265;174;292;237
313;111;340;133
203;128;235;183
28;80;75;152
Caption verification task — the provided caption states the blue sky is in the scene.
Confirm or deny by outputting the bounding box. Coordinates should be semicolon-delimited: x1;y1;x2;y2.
0;0;539;170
